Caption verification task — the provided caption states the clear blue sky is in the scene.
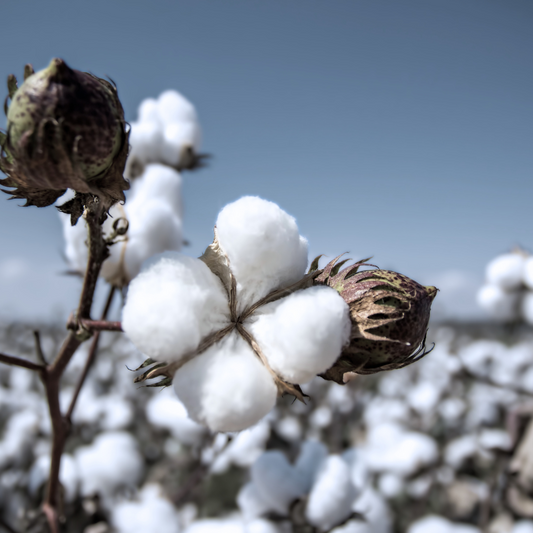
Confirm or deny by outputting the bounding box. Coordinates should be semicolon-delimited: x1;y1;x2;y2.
0;0;531;321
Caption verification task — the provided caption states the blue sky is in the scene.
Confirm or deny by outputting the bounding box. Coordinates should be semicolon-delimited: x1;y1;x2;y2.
0;0;531;321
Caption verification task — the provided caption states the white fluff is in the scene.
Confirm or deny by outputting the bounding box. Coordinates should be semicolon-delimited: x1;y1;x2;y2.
522;291;533;325
75;431;144;500
111;484;181;533
123;252;230;362
514;522;533;533
237;482;273;521
476;284;521;322
250;451;307;515
28;453;79;503
523;257;533;289
294;440;328;492
216;196;308;310
247;286;350;383
145;388;206;446
173;333;277;432
407;516;479;533
306;455;358;530
486;253;526;290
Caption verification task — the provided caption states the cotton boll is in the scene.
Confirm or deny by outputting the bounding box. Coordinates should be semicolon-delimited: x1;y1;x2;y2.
378;473;403;498
145;388;206;446
407;516;480;533
100;394;134;430
184;515;245;533
250;451;307;515
123;252;230;363
75;431;144;500
295;440;328;492
524;258;533;289
513;522;533;533
0;410;40;468
137;98;160;123
275;416;302;442
161;122;200;167
486;253;526;290
348;488;392;533
237;482;272;521
157;90;198;126
444;435;478;469
129;121;164;163
248;286;350;384
216;197;308;310
476;284;521;322
111;484;181;533
522;292;533;325
246;519;283;533
306;455;358;531
173;333;277;432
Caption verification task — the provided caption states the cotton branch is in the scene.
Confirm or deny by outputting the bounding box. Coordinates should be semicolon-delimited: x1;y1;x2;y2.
0;352;44;372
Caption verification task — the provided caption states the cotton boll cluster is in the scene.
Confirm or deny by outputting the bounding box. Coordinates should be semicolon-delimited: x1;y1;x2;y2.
123;196;351;432
60;163;185;287
477;250;533;324
126;90;201;177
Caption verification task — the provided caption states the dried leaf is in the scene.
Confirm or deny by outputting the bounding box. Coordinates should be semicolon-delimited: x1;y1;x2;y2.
7;74;17;100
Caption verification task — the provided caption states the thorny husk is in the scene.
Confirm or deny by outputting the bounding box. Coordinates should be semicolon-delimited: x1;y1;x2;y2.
313;255;437;384
0;58;129;218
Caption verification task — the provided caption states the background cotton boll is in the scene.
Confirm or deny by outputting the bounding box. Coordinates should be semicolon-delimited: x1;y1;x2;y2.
513;522;533;533
476;284;521;322
246;518;282;533
294;440;328;492
129;121;164;163
237;482;273;521
75;431;144;500
137;97;160;123
485;253;526;290
250;451;307;515
407;515;480;533
123;253;229;362
247;286;350;384
173;333;277;432
521;291;533;325
305;455;358;531
111;484;181;533
161;122;200;167
523;257;533;289
157;90;198;126
145;388;206;446
216;196;308;309
28;454;79;503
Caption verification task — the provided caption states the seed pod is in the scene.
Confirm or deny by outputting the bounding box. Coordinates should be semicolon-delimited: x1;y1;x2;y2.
0;58;129;213
313;256;437;383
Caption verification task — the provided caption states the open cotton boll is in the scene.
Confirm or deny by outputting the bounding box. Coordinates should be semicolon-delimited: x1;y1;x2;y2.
237;483;273;521
294;440;328;492
173;333;277;432
246;519;282;533
123;252;230;363
306;455;358;531
129;121;164;163
216;196;308;310
247;286;350;384
407;516;480;533
157;90;198;126
342;488;391;533
161;122;200;167
486;253;526;290
476;284;521;322
184;515;245;533
75;431;143;500
138;98;160;123
111;484;181;533
250;451;307;516
145;388;206;446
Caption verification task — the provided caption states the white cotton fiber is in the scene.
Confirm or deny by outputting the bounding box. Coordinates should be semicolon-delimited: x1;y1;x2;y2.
306;455;358;531
247;286;350;384
250;451;307;515
161;122;200;167
237;482;272;521
123;252;230;363
476;284;520;322
145;388;206;446
173;333;277;432
28;453;79;503
513;522;533;533
138;98;159;123
522;291;533;325
295;440;328;492
216;197;308;310
184;515;245;533
158;90;198;125
486;253;526;290
246;519;281;533
407;516;480;533
111;484;181;533
523;257;533;289
129;120;164;163
75;431;144;500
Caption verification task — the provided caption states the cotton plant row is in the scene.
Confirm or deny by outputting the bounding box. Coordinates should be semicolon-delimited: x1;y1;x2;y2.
0;57;438;532
477;249;533;324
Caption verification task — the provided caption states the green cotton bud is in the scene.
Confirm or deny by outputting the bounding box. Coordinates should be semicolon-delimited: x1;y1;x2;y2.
0;58;129;212
313;256;437;384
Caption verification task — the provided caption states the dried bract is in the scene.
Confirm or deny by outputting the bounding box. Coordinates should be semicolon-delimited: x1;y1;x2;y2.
314;256;437;383
0;58;129;213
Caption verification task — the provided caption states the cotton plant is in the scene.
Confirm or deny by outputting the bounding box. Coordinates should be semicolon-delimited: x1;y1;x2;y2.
477;249;533;324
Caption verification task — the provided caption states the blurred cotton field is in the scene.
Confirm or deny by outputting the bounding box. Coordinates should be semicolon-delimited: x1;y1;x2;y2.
4;320;533;532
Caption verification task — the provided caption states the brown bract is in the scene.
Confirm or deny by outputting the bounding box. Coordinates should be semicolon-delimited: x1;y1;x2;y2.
0;59;129;217
313;255;438;384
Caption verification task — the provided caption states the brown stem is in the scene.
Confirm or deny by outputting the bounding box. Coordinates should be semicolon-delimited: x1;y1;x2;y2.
0;352;44;372
42;197;110;531
66;286;116;421
77;319;123;332
33;331;48;365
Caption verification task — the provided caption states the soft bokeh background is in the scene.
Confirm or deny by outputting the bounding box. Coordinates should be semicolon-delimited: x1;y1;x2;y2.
0;0;531;321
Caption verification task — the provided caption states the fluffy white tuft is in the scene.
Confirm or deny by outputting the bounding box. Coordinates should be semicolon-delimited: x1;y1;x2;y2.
306;455;358;530
476;284;521;322
123;252;230;362
247;286;350;383
485;253;525;290
216;196;308;310
173;333;277;432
